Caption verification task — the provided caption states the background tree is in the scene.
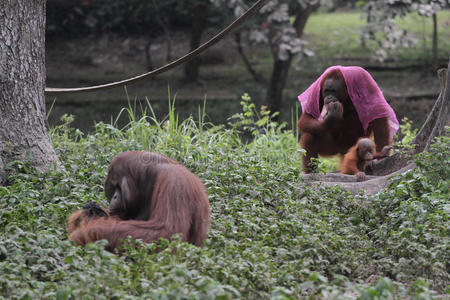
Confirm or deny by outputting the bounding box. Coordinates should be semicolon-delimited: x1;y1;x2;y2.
262;1;319;115
0;0;59;180
46;0;180;70
361;0;450;66
183;0;212;82
46;0;223;76
213;0;352;116
215;0;445;116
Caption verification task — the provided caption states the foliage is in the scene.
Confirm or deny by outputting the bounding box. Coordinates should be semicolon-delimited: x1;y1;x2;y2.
46;0;217;37
301;9;450;62
211;0;324;61
210;0;342;113
0;98;448;299
360;0;450;61
391;117;419;156
309;157;340;174
228;93;281;136
398;117;418;146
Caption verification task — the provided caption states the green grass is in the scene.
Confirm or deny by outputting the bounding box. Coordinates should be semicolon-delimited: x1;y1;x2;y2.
396;11;450;61
46;9;449;134
1;97;449;299
304;11;366;58
303;9;450;61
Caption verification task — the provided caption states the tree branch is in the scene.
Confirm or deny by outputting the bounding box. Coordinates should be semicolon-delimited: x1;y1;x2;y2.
234;32;267;85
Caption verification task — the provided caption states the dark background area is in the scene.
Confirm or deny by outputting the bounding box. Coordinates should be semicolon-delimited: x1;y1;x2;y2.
45;0;449;133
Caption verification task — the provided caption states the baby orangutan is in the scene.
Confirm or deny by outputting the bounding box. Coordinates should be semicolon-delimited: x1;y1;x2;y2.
297;66;399;173
340;138;391;181
68;202;110;235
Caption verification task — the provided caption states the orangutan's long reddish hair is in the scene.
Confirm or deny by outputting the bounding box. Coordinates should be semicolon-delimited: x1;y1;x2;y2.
68;151;210;251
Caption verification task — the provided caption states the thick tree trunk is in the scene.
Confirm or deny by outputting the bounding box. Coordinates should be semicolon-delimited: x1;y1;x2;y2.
265;4;318;116
152;0;173;62
183;3;208;82
267;57;293;114
0;0;59;180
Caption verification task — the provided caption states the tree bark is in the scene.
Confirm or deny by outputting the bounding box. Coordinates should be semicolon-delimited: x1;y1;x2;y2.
183;2;208;82
267;57;293;114
265;4;318;116
145;38;154;71
0;0;59;180
234;32;267;85
151;0;173;62
432;13;438;68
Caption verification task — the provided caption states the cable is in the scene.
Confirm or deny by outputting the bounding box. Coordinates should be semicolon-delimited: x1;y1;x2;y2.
45;0;269;94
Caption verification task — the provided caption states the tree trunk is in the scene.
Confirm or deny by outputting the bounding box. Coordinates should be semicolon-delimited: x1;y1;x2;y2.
183;3;208;82
234;32;267;85
152;0;173;62
265;4;318;116
267;57;293;114
0;0;59;180
432;13;438;68
145;38;154;71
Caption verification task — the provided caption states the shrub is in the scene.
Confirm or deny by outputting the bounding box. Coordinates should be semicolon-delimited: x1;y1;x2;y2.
0;98;448;298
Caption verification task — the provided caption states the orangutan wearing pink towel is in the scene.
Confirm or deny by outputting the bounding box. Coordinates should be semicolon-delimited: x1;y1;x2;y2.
297;66;399;173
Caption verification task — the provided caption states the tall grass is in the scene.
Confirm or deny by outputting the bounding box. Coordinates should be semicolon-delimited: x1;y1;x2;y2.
2;96;449;299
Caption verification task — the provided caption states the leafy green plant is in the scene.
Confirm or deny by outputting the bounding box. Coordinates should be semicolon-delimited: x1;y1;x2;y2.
1;98;448;299
309;157;339;174
228;93;280;136
397;117;418;146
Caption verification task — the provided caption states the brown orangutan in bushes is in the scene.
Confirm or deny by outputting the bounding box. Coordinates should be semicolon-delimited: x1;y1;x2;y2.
340;138;391;181
68;151;210;251
297;66;399;173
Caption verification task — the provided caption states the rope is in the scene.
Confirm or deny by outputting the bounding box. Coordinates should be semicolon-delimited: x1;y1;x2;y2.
45;0;269;94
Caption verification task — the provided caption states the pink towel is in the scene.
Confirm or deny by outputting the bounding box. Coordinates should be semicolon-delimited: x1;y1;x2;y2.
298;66;399;142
